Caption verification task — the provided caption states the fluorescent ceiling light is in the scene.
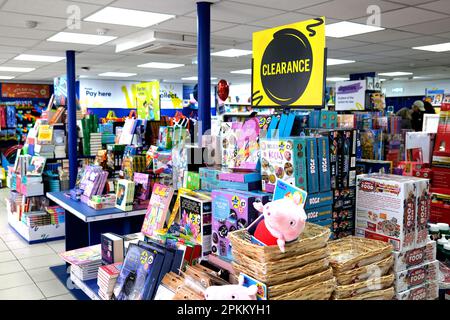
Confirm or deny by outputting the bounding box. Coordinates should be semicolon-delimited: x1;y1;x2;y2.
181;76;217;81
326;21;384;38
212;49;252;57
378;71;413;77
14;54;65;63
327;58;356;66
0;66;35;72
230;69;252;75
84;7;174;28
413;76;428;79
0;75;15;79
327;77;349;82
413;42;450;52
380;78;387;81
99;72;136;77
47;32;116;45
138;62;184;69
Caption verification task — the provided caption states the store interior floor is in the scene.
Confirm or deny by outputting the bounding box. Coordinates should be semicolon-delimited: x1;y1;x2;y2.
0;188;73;300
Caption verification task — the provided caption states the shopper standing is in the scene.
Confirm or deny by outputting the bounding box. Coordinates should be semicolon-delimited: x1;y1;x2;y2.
423;100;436;114
411;100;425;131
396;107;413;130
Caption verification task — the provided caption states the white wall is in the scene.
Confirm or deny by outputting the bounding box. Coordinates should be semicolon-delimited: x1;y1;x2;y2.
382;79;450;97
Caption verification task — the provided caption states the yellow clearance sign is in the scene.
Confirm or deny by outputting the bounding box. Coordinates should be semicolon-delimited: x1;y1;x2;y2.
252;17;325;107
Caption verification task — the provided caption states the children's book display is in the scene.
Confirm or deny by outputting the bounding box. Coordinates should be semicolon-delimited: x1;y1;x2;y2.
141;183;174;237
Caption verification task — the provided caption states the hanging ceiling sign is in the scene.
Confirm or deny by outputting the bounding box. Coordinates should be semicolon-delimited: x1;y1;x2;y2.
252;17;326;108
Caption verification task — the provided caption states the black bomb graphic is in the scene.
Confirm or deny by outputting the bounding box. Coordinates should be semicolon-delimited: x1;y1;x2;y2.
260;28;313;105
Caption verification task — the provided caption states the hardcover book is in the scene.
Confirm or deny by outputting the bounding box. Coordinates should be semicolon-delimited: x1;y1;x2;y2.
101;233;125;265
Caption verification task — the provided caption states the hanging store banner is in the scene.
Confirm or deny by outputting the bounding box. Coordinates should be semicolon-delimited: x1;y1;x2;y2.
136;81;161;121
252;17;326;108
1;83;50;99
160;82;183;110
79;79;138;109
335;80;366;111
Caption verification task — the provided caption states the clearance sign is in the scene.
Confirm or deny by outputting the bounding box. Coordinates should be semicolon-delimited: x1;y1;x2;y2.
252;17;325;108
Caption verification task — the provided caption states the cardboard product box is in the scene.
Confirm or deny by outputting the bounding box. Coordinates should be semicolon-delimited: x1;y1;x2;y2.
260;138;307;193
356;159;393;175
332;187;356;211
395;260;439;293
218;180;262;191
179;193;212;258
332;219;355;233
311;217;332;228
305;204;332;222
211;189;267;261
330;230;353;240
317;136;331;192
200;179;220;192
304;137;320;194
304;191;333;210
356;174;430;252
431;166;450;189
332;207;355;223
218;171;261;183
199;167;221;182
393;240;436;272
395;281;439;300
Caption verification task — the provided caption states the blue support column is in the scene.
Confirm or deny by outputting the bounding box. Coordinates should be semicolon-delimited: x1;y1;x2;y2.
197;1;211;143
66;50;77;189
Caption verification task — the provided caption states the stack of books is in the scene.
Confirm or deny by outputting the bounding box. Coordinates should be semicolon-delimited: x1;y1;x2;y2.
79;165;109;203
60;245;102;281
97;263;122;300
21;211;51;227
35;144;55;158
90;133;102;156
46;206;65;225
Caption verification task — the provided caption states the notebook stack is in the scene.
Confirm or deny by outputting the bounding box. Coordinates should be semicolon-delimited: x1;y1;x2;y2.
97;263;122;300
60;245;102;281
90;133;102;156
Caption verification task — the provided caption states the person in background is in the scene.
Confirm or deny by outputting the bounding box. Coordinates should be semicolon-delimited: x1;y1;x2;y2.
396;107;412;130
423;100;436;114
411;100;425;131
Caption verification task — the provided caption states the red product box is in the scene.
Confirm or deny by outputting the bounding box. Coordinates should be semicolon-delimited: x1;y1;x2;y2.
413;168;433;181
430;204;450;224
398;161;422;176
431;167;450;189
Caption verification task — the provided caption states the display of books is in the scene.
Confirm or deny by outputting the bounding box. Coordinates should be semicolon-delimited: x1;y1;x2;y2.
141;183;174;237
26;156;46;176
115;179;135;211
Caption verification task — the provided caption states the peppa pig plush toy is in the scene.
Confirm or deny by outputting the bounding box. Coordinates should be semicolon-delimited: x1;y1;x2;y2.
204;276;258;300
252;192;307;253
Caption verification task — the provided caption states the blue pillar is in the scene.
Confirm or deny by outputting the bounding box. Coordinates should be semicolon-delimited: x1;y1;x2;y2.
197;1;211;143
66;50;77;189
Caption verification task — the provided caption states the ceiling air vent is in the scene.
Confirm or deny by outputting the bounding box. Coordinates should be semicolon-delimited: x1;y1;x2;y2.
136;42;197;56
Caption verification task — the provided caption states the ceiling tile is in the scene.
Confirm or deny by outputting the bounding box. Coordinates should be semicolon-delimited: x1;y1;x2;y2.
385;0;437;5
352;7;448;28
327;50;359;59
360;56;411;65
31;40;95;52
153;16;235;34
112;0;196;16
212;24;265;40
2;0;102;19
346;30;421;43
0;36;40;47
300;0;404;20
377;48;428;57
326;38;370;50
0;12;67;31
61;21;141;37
72;0;114;4
383;35;447;47
418;0;450;14
340;43;400;54
0;45;28;54
187;1;284;24
230;0;332;11
0;26;54;40
397;18;450;34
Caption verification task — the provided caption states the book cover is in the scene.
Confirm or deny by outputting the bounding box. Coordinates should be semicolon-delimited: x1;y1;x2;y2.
27;156;46;176
115;179;135;211
59;244;101;266
112;244;164;300
37;125;53;144
134;173;151;201
141;183;174;237
101;233;124;265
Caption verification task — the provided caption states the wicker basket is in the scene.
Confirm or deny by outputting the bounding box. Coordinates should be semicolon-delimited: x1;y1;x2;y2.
333;287;395;300
328;236;393;272
233;257;330;286
233;246;329;275
333;274;394;299
229;223;330;264
268;267;334;299
334;256;394;285
271;278;336;300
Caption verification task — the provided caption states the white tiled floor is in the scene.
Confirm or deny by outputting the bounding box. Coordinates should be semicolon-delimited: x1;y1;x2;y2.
0;188;75;300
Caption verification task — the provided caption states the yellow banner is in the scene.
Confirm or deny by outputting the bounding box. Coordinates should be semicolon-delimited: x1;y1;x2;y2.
136;81;161;121
252;17;325;107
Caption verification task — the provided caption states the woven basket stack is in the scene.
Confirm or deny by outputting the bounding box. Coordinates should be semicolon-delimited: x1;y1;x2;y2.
328;237;395;300
229;223;336;300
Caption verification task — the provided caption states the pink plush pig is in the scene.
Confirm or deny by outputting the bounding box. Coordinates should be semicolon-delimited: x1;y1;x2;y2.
253;192;307;253
204;284;258;300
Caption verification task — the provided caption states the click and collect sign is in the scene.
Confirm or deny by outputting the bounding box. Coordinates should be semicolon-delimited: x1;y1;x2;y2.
335;80;366;111
252;17;326;108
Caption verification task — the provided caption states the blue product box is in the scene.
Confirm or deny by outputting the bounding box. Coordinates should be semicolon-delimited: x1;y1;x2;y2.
277;113;289;138
304;137;319;194
266;115;280;139
306;204;332;222
218;180;261;191
304;191;333;210
283;113;296;137
317;136;331;192
218;171;261;183
199;167;221;182
309;110;321;128
201;179;220;192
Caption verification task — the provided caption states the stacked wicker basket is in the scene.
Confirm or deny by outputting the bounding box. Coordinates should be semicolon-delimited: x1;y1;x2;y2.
229;223;336;300
328;237;395;300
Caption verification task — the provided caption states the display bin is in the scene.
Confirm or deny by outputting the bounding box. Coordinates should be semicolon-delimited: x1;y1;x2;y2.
271;278;336;300
334;255;394;285
333;287;395;300
332;273;394;299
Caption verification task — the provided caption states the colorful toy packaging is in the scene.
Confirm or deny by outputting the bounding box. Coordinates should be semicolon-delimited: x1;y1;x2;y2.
355;174;431;252
393;240;436;272
395;260;439;293
211;189;270;261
